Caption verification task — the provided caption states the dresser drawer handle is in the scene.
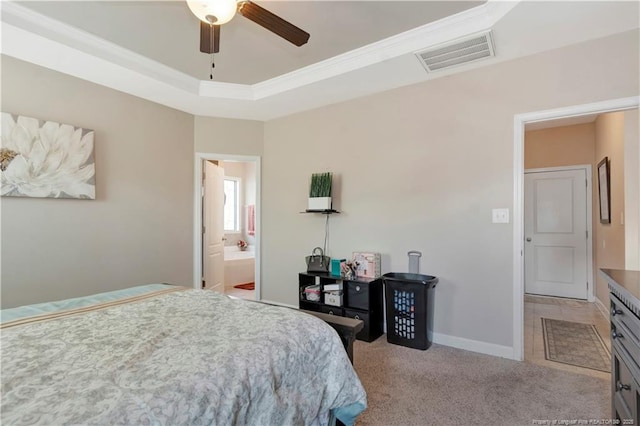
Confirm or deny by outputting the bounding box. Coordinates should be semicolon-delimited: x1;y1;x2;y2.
354;315;360;320
355;285;361;292
611;330;623;340
617;382;631;392
611;308;623;316
328;311;334;315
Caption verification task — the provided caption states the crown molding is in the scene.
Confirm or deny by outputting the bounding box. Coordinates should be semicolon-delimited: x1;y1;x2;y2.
199;80;255;100
1;1;201;94
0;0;519;119
253;0;517;99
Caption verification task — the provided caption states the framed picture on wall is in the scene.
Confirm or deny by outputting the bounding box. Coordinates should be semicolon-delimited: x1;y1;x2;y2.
597;157;610;224
1;112;95;199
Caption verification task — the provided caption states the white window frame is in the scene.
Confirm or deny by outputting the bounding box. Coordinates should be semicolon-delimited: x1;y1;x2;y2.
224;177;241;234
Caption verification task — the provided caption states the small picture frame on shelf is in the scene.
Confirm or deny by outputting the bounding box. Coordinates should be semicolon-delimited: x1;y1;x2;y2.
352;252;381;279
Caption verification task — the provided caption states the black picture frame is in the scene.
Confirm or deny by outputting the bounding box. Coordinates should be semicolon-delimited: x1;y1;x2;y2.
597;157;610;224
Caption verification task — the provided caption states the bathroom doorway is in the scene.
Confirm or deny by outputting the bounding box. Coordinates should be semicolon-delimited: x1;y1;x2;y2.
194;153;261;301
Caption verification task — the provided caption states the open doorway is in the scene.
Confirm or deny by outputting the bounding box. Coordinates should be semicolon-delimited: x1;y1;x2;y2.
194;153;261;301
512;96;639;362
522;126;607;377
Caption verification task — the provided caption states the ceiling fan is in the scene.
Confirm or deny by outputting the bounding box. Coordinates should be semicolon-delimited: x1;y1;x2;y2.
187;0;310;55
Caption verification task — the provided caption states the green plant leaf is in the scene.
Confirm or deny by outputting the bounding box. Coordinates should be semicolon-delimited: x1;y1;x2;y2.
309;172;332;197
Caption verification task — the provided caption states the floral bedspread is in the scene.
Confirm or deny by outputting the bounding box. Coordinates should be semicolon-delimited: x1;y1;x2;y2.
1;287;366;425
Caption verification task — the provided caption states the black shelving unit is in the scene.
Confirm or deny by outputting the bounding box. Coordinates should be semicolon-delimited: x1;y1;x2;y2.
299;272;383;342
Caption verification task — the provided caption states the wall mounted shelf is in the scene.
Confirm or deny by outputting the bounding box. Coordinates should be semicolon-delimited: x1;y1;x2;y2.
300;209;340;214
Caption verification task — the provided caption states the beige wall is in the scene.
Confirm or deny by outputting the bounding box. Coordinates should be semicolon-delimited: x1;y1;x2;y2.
594;112;627;303
524;123;595;169
624;109;640;270
1;56;195;308
194;116;263;156
262;30;639;349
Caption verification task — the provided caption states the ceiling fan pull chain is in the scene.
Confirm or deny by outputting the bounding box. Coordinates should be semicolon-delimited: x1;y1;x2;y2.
210;53;215;80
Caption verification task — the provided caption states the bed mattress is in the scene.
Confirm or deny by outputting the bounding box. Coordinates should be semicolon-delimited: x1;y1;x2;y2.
1;285;366;425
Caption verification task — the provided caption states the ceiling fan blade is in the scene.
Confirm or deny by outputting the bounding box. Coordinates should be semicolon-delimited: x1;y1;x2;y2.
200;21;220;54
237;1;310;47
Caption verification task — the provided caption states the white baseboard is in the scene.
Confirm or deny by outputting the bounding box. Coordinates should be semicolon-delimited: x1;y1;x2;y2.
594;297;610;322
432;332;515;360
259;299;299;309
261;300;516;360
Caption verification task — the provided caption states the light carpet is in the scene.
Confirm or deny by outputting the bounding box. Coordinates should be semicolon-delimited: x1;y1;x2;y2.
353;338;609;426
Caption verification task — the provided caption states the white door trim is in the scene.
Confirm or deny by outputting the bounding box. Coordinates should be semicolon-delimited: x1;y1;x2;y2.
512;96;639;361
194;152;261;301
524;164;594;302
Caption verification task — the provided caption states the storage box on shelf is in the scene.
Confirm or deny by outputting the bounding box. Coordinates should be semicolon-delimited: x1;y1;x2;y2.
324;288;343;307
299;272;383;342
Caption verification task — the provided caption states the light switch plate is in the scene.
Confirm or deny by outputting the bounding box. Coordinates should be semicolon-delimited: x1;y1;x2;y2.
492;208;510;224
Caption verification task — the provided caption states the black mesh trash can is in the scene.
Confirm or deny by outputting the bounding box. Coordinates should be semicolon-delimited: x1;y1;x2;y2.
382;272;439;350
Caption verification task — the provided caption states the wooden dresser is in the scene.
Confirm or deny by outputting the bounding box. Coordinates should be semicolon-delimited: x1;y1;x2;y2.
601;269;640;425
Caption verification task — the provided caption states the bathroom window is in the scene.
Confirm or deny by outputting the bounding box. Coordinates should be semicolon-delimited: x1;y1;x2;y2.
224;178;240;232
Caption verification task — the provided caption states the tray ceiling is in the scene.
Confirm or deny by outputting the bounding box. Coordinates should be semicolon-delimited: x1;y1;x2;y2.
19;1;483;84
3;1;638;120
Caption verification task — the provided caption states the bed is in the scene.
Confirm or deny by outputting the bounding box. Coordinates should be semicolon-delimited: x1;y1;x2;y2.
0;284;367;425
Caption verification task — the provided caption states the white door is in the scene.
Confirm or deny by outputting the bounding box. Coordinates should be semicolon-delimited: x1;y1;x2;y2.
524;168;589;299
204;161;225;292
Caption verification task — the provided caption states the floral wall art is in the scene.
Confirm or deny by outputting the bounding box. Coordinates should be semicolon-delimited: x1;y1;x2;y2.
1;113;95;199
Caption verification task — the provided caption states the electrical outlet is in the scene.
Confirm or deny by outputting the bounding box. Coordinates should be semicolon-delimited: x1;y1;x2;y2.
492;208;510;224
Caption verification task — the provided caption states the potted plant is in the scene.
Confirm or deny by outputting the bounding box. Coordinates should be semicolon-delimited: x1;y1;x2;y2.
308;172;333;210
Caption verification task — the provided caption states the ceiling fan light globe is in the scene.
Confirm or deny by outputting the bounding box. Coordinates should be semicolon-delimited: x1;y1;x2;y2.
187;0;237;25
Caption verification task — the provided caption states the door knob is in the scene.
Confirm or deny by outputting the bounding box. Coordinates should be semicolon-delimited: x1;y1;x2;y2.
617;382;631;391
526;237;532;242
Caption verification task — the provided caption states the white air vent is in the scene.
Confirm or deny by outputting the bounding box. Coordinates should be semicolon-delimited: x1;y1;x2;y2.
416;31;495;73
